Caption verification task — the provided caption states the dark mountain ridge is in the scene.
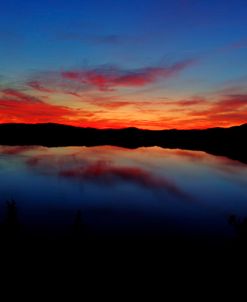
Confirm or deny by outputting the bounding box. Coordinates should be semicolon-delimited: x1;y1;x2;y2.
0;122;247;164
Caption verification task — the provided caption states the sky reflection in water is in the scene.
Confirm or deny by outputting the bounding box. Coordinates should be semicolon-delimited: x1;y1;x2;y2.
0;145;247;240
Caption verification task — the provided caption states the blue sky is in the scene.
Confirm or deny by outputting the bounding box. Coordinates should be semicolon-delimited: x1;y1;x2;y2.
0;0;247;129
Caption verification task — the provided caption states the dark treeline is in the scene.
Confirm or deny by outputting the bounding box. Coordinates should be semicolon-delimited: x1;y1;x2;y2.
0;122;247;164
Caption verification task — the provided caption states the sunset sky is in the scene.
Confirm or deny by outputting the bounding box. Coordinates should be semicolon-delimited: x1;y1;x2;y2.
0;0;247;129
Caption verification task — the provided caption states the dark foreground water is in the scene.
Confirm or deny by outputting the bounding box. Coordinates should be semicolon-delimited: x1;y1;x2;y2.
0;145;247;248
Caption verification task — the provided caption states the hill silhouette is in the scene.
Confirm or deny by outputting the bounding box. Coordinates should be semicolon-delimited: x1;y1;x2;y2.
0;122;247;164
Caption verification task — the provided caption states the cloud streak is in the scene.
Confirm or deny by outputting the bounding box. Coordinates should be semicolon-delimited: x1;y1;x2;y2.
20;150;189;199
25;59;195;99
27;81;55;93
1;76;247;130
61;60;195;91
188;94;247;117
0;88;84;124
58;160;189;198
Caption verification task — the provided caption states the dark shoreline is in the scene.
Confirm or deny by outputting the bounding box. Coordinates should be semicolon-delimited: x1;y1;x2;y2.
1;122;247;164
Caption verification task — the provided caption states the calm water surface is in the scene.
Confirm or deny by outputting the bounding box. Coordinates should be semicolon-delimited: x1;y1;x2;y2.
1;145;247;242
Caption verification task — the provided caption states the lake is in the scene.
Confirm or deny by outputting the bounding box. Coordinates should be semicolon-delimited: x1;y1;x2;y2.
1;145;247;246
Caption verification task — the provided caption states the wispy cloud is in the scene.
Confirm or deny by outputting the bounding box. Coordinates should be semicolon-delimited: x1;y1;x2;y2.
94;101;133;109
55;159;189;198
188;94;247;117
173;98;205;106
27;81;55;93
1;72;247;130
27;59;195;95
219;38;247;52
61;60;195;91
2;88;42;103
176;93;247;128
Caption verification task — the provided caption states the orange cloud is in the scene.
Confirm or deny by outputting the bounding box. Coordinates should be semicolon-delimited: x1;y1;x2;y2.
0;88;85;124
1;82;247;130
185;94;247;127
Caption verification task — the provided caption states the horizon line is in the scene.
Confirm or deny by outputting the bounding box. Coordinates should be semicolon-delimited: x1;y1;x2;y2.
0;122;247;131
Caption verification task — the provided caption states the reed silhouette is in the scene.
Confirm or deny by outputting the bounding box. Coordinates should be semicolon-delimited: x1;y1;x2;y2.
1;199;247;259
3;199;20;240
228;214;247;249
71;209;88;240
0;201;89;244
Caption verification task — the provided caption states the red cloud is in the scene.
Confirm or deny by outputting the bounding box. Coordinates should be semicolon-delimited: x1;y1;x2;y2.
174;98;205;106
1;83;246;130
27;80;81;98
189;94;247;117
59;160;189;198
94;101;133;109
2;89;41;103
22;151;190;198
22;150;188;198
179;94;247;128
0;88;83;124
216;94;247;108
155;97;205;108
61;60;194;91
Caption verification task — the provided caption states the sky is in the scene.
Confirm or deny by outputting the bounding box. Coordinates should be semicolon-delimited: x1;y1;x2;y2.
0;0;247;129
